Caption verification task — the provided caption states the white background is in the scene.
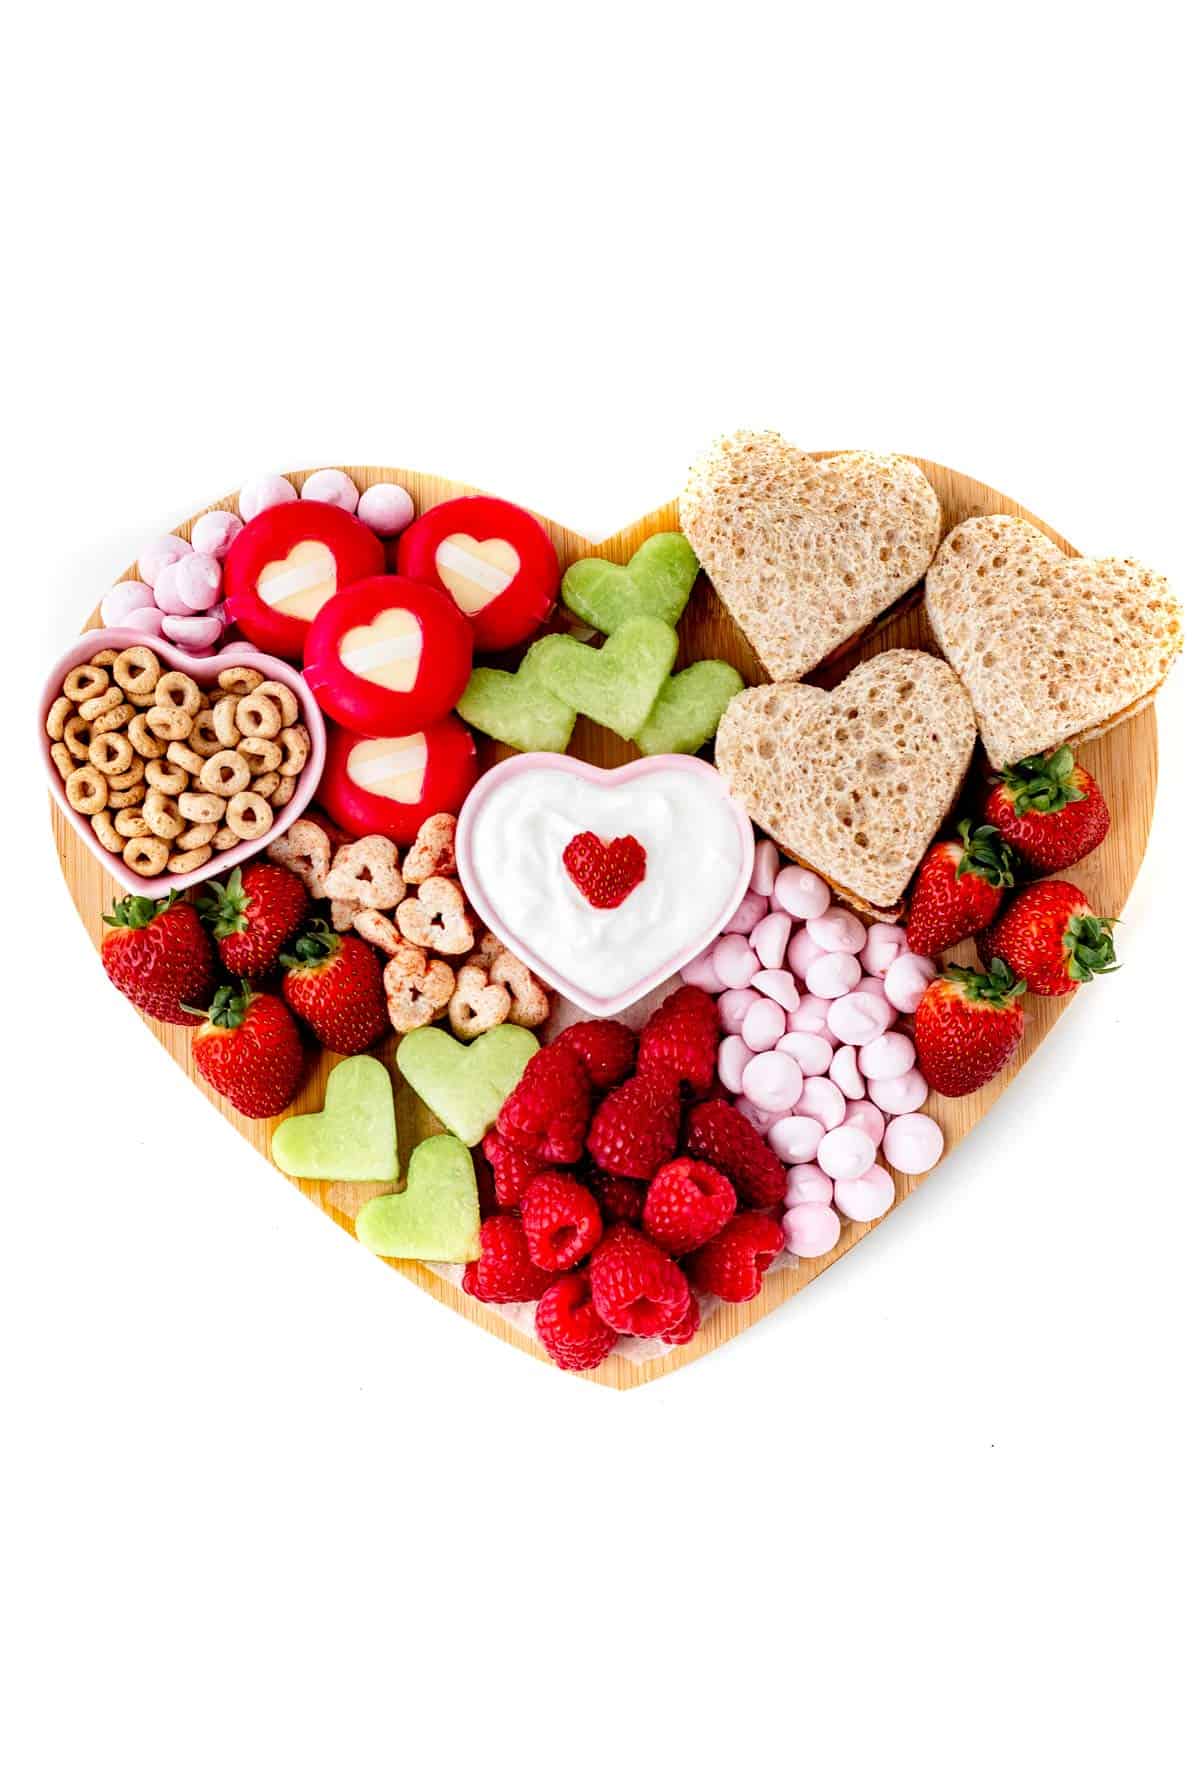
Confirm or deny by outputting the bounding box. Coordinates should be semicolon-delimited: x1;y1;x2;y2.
3;5;1196;1772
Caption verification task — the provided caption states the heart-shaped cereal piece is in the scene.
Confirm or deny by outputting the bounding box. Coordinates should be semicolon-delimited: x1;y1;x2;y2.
681;431;942;681
525;616;678;741
395;876;474;954
715;649;976;916
271;1056;399;1182
323;835;405;909
561;531;699;635
925;514;1183;767
635;659;744;755
355;1134;481;1261
457;654;576;753
396;1024;539;1147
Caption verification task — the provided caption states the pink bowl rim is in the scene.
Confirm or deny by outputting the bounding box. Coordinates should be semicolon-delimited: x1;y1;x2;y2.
455;751;755;1017
40;629;327;900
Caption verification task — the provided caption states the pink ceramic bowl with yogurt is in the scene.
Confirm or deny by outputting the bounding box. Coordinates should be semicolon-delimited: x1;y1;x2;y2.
456;752;754;1018
39;628;326;898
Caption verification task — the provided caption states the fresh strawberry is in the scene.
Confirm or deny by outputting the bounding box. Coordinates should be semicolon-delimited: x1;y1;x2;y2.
535;1273;619;1371
553;1018;636;1089
481;1129;544;1209
562;831;647;909
495;1044;591;1165
642;1157;737;1255
521;1173;603;1271
591;1172;647;1225
279;921;389;1054
462;1215;554;1303
637;985;719;1093
688;1212;783;1303
658;1287;701;1346
586;1070;681;1181
978;878;1117;997
906;821;1017;958
913;960;1027;1097
684;1099;786;1209
101;891;216;1026
192;982;305;1118
588;1225;691;1337
984;747;1110;872
198;862;309;978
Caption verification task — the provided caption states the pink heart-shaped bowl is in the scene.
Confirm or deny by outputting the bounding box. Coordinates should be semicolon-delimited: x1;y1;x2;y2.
39;629;327;898
456;752;755;1018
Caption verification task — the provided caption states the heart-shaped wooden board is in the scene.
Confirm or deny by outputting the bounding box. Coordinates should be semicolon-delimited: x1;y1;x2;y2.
50;462;1157;1388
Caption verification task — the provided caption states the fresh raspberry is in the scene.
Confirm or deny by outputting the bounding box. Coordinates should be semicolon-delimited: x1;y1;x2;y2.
685;1099;787;1209
586;1071;681;1181
637;985;719;1093
521;1173;603;1271
535;1273;619;1371
688;1212;784;1303
591;1172;646;1225
495;1044;591;1165
642;1156;737;1255
462;1216;555;1303
589;1225;691;1337
658;1287;701;1346
553;1019;636;1089
481;1129;544;1209
562;832;647;909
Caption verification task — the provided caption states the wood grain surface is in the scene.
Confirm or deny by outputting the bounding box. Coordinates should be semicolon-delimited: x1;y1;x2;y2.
48;461;1157;1388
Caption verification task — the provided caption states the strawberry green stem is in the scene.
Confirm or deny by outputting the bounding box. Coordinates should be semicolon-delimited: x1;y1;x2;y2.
1000;747;1087;816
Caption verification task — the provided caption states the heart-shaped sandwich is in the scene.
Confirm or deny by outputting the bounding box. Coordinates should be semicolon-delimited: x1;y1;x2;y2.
715;649;976;918
680;431;942;681
925;515;1183;768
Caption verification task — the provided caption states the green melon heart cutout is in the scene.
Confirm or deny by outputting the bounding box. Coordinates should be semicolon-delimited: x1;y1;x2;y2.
635;659;745;755
271;1055;399;1182
396;1024;539;1147
456;654;577;754
525;615;679;740
355;1134;482;1262
561;531;699;634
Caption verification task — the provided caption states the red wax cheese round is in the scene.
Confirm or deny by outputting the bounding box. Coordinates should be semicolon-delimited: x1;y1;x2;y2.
303;575;473;737
224;500;386;660
318;716;477;843
397;495;560;652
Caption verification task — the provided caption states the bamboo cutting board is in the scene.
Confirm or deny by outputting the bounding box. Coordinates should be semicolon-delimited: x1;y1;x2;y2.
49;461;1157;1388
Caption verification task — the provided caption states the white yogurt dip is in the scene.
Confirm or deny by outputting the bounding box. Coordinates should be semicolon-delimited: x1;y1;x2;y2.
466;765;747;1003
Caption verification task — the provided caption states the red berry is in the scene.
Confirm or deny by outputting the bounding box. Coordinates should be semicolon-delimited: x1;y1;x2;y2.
637;985;719;1093
535;1273;619;1371
978;878;1117;998
481;1129;544;1209
562;831;647;909
553;1019;636;1089
642;1156;737;1255
192;983;305;1119
688;1212;784;1303
521;1173;603;1271
658;1287;701;1346
589;1225;691;1337
495;1044;591;1165
199;861;310;978
101;892;216;1026
685;1099;786;1209
586;1071;681;1181
906;822;1016;958
280;922;389;1053
984;747;1110;872
912;960;1027;1097
462;1216;555;1303
591;1173;646;1224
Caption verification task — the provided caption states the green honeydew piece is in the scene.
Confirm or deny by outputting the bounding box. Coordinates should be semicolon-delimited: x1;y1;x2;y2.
525;616;678;741
456;656;576;753
395;1024;539;1148
561;532;699;635
355;1134;482;1262
271;1055;399;1182
635;660;746;755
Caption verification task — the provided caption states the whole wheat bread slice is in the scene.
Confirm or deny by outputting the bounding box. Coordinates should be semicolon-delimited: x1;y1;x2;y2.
925;515;1183;768
715;650;977;917
680;432;942;682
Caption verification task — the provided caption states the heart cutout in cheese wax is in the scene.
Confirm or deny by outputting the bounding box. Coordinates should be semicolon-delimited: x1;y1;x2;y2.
456;753;755;1016
337;608;423;692
355;1134;481;1262
346;734;429;803
435;534;519;616
52;462;1161;1389
257;540;339;620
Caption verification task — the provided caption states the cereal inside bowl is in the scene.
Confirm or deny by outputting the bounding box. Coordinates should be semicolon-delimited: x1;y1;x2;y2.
41;632;326;897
